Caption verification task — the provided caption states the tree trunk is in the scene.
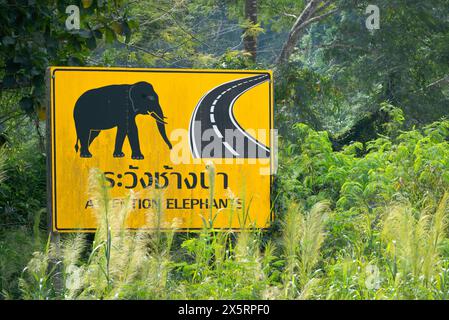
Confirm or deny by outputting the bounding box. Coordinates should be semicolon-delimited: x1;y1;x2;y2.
276;0;338;66
244;0;257;62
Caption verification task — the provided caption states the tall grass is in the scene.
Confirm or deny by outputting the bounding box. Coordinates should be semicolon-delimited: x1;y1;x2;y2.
11;118;449;300
282;201;329;298
16;165;334;300
16;173;449;300
381;193;449;297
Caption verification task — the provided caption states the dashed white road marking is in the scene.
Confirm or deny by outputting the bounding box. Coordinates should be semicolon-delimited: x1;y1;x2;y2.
228;78;271;153
190;74;270;158
210;75;269;154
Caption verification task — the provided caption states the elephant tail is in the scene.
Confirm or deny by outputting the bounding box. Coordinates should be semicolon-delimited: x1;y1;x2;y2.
74;137;79;153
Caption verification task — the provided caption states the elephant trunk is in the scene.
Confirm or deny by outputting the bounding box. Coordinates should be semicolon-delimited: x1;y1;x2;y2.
157;121;172;150
150;104;172;150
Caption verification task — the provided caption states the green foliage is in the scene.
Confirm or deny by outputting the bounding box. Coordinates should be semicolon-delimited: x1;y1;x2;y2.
17;170;279;300
308;0;449;125
0;137;46;227
0;227;42;299
276;66;349;136
281;201;329;298
14;115;449;300
213;49;258;70
276;117;449;298
0;0;134;116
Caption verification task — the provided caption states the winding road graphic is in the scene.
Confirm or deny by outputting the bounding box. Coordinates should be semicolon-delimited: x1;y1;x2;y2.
189;74;271;158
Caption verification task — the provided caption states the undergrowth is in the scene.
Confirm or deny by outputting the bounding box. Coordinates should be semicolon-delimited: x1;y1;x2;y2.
4;110;449;300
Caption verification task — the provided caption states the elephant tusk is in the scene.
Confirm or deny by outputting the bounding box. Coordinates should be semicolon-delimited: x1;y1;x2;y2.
148;111;162;121
147;111;167;121
149;112;168;124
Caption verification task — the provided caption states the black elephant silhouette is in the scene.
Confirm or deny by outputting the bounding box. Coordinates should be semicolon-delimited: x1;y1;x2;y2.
73;81;172;159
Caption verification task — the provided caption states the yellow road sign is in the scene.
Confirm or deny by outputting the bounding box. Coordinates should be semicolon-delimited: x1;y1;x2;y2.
48;67;274;232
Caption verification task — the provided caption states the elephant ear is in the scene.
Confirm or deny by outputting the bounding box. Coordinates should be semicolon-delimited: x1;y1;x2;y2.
129;81;157;112
129;82;154;112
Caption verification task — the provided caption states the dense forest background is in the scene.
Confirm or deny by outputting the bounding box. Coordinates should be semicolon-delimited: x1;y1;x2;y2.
1;0;449;299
